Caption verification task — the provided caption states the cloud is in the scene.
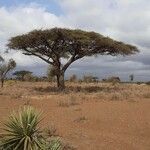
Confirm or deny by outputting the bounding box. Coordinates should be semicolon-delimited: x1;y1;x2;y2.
58;0;150;81
0;4;66;66
0;5;64;38
59;0;150;43
0;0;150;81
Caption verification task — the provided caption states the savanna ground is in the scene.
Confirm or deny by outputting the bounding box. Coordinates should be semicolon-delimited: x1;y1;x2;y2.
0;81;150;150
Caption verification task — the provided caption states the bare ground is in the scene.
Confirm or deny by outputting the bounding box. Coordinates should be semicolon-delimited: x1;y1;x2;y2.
0;81;150;150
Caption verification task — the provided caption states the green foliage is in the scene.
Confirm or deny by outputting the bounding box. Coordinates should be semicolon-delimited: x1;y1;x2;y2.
44;138;62;150
13;70;32;81
7;28;139;89
24;73;34;82
0;106;44;150
102;76;120;83
0;106;63;150
7;28;139;60
0;59;16;77
0;58;16;87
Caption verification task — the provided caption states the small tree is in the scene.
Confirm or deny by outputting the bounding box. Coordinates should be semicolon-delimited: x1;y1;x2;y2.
92;76;99;82
83;75;98;83
0;58;16;88
102;76;120;84
69;74;77;82
13;70;32;81
24;73;35;81
7;28;139;90
129;74;134;82
83;75;93;83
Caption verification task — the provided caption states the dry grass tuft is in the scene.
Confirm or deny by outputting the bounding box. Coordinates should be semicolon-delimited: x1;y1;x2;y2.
74;116;88;123
58;95;79;107
44;125;58;137
142;93;150;99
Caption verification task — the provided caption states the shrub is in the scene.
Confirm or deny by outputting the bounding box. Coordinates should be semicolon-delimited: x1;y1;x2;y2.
83;75;98;83
102;76;120;83
146;81;150;85
69;74;77;82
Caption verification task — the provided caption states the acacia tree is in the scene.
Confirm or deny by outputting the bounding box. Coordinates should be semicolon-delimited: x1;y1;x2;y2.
7;28;139;89
0;58;16;87
13;70;32;81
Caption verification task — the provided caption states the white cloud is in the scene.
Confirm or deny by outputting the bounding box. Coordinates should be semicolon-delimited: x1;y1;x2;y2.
0;4;66;66
58;0;150;80
59;0;150;44
0;0;150;80
0;5;64;37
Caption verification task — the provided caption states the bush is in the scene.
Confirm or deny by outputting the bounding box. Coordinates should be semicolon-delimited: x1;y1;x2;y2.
146;81;150;85
83;75;98;83
69;74;77;82
102;76;120;83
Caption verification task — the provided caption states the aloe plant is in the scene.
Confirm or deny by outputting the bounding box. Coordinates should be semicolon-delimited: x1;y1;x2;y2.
0;106;63;150
0;106;45;150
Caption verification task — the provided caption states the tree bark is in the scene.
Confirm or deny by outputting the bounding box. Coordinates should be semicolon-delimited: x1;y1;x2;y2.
21;75;24;81
1;79;4;88
56;71;65;90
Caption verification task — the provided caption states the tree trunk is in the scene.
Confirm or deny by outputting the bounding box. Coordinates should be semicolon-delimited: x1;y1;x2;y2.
21;75;24;81
1;79;4;88
56;71;65;90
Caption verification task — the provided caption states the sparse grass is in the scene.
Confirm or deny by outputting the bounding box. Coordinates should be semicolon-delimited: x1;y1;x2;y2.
5;80;16;86
74;116;88;123
62;143;77;150
44;125;58;137
143;93;150;99
74;108;82;111
111;94;120;101
0;81;150;149
58;101;70;107
58;95;79;107
24;99;32;106
1;81;150;102
11;93;22;99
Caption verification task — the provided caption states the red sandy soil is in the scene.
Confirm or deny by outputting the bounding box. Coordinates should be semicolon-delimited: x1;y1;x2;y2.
0;82;150;150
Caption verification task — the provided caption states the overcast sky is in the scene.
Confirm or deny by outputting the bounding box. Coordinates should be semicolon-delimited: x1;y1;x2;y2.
0;0;150;81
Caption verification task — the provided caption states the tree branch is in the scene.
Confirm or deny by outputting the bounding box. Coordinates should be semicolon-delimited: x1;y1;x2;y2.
24;49;54;65
62;54;82;72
